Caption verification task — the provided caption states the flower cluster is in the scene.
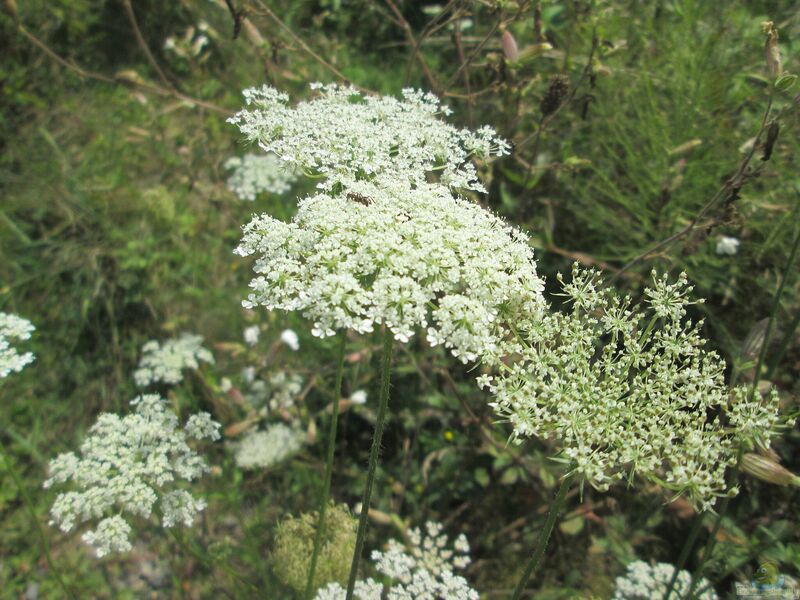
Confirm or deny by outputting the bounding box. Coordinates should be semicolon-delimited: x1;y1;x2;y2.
44;395;220;557
228;83;509;193
225;153;297;200
134;334;214;386
612;560;717;599
0;312;35;378
479;265;787;509
232;423;304;470
235;177;545;363
314;521;477;600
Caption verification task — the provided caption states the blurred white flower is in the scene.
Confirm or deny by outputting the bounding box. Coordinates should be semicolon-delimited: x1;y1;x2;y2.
243;325;260;346
44;395;219;557
280;328;300;351
0;312;35;378
716;235;740;256
134;334;214;387
349;390;368;405
232;423;304;470
225;153;297;201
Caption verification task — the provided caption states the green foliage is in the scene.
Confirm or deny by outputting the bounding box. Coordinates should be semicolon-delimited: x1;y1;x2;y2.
1;0;799;597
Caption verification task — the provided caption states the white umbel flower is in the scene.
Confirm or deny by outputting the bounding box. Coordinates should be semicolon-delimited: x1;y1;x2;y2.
482;265;788;509
44;395;220;557
232;423;304;470
613;560;717;599
235;177;545;363
228;83;509;194
314;521;478;600
225;153;297;200
134;333;214;386
0;312;35;378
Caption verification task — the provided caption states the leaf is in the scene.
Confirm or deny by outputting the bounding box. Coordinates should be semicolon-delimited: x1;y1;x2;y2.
474;468;490;488
559;515;585;535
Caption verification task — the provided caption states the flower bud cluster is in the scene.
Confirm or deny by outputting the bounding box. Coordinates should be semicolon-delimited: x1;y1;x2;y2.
480;265;787;509
44;395;220;557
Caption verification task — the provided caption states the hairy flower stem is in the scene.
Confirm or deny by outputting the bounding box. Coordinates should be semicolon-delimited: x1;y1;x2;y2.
511;471;575;600
345;329;394;600
0;441;75;599
305;334;347;600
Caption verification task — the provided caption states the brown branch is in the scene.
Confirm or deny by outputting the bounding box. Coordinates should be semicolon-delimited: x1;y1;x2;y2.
606;96;775;285
121;0;176;91
452;14;473;124
445;16;501;89
18;25;231;116
384;0;441;93
250;0;358;87
19;25;115;84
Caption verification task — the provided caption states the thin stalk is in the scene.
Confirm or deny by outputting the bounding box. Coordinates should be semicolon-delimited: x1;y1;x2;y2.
305;334;347;599
0;441;76;599
750;213;800;401
662;512;704;600
511;471;576;600
345;328;394;600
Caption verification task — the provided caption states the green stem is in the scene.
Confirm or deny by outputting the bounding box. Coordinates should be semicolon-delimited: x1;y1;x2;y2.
166;526;258;593
662;512;704;600
0;440;75;599
345;328;394;600
305;333;347;600
751;215;800;399
511;471;575;600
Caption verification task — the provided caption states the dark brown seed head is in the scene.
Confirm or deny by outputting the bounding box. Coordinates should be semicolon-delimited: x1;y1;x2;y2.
540;74;570;116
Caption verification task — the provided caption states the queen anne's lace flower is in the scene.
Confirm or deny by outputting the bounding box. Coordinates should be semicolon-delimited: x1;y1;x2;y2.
225;153;297;200
235;177;545;363
228;83;509;193
0;312;35;378
612;560;717;599
314;521;478;600
481;265;788;509
44;395;220;557
134;334;214;386
232;423;304;470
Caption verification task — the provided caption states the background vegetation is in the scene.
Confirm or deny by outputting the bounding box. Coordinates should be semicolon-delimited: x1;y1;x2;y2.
1;0;798;597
